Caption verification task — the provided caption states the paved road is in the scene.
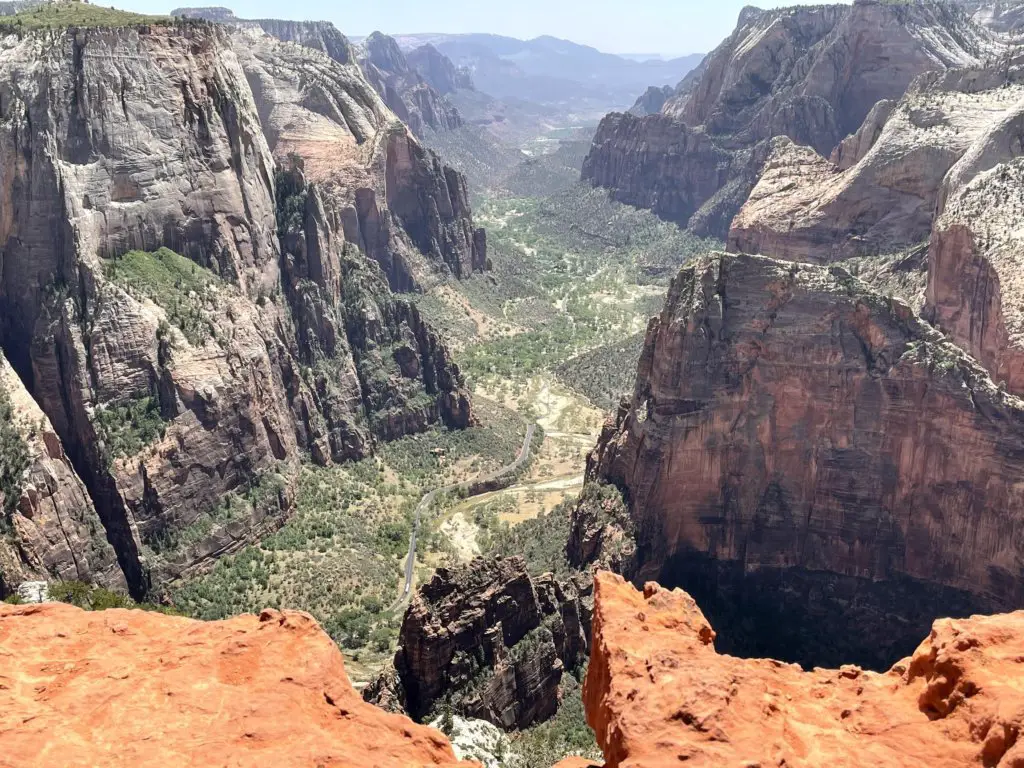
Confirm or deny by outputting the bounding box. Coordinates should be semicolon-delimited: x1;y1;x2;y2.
389;423;537;612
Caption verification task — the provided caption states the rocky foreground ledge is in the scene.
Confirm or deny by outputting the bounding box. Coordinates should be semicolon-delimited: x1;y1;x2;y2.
568;572;1024;768
0;603;472;767
4;575;1024;767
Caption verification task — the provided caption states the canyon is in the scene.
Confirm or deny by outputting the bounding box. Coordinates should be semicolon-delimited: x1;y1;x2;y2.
8;1;1024;766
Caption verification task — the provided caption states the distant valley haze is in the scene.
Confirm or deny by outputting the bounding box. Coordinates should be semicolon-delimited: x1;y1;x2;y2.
111;0;853;57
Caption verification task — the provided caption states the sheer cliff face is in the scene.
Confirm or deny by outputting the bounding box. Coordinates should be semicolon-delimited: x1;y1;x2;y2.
0;23;476;598
579;573;1024;768
236;27;486;289
370;557;590;731
584;252;1024;668
581;1;995;238
0;353;123;593
926;71;1024;398
730;66;1024;263
357;32;463;136
727;54;1024;400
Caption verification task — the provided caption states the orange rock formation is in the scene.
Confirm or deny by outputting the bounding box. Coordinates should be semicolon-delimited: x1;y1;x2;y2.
582;572;1024;768
0;603;475;768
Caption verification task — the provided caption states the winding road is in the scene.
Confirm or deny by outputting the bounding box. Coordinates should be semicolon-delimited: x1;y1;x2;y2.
389;423;537;612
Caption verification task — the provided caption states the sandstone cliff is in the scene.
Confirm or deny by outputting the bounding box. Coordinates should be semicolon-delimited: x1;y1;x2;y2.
725;51;1024;400
577;572;1024;768
582;0;995;238
367;556;591;731
0;601;475;767
925;59;1024;397
358;32;464;136
235;25;487;289
628;85;673;117
729;64;1024;263
583;252;1024;669
0;19;477;599
0;352;122;593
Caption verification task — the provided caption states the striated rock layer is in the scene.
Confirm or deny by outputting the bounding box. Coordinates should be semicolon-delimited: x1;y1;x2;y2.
730;63;1024;264
580;572;1024;768
584;252;1024;669
0;352;122;593
0;601;474;768
582;0;995;237
725;50;1024;400
367;556;590;731
0;20;477;599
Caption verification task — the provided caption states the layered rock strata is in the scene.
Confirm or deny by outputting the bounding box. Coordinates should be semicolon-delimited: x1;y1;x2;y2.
584;252;1024;669
358;32;464;136
0;601;473;767
368;556;590;730
578;572;1024;768
582;0;995;237
730;64;1024;263
0;20;477;598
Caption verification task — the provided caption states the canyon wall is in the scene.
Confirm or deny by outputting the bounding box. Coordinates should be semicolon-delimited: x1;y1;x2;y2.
582;251;1024;668
0;20;479;598
367;556;591;731
581;0;995;238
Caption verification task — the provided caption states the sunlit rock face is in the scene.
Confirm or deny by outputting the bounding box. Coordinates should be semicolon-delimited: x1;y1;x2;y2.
582;0;996;238
583;251;1024;669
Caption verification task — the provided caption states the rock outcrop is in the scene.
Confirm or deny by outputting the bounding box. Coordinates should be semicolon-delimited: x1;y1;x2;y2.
584;252;1024;669
0;19;477;599
725;52;1024;399
407;44;474;96
368;556;590;731
729;64;1024;263
0;601;474;767
358;32;464;136
580;572;1024;768
0;353;122;593
925;64;1024;397
628;85;673;117
958;0;1024;33
582;0;995;238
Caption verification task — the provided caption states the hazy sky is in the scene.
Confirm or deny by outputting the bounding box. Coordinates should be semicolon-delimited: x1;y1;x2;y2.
116;0;851;56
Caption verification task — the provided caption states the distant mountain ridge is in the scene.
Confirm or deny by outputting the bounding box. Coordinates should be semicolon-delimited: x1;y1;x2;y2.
388;32;703;109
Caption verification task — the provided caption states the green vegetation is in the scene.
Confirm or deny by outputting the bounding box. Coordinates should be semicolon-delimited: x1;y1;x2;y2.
509;672;601;767
556;333;644;411
0;3;175;31
144;474;287;556
419;186;716;408
48;580;179;614
93;395;166;466
481;496;575;577
102;247;222;346
171;396;530;663
376;398;531;488
0;383;29;515
171;462;406;654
